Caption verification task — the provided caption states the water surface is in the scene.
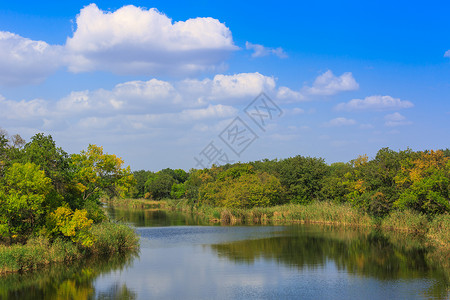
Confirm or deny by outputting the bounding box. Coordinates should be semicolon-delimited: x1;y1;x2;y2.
1;207;449;299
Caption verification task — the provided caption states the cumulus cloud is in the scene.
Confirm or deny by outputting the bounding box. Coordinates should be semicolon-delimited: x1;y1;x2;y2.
0;4;239;85
208;73;276;100
384;112;412;127
304;70;359;96
444;50;450;57
0;95;49;121
275;70;358;102
0;31;63;86
323;117;356;127
66;4;237;75
245;42;287;58
276;86;305;102
0;72;282;132
335;95;414;111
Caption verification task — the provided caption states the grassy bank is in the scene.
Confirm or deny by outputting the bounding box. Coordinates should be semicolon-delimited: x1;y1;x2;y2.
0;221;139;275
165;199;375;226
104;197;166;209
163;199;450;252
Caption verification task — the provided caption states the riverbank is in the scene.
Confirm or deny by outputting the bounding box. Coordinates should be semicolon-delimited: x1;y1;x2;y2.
0;221;139;275
161;199;449;252
104;197;166;209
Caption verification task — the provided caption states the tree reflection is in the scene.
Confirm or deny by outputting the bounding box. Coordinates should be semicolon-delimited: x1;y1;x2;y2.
0;252;138;300
107;207;212;227
210;225;449;299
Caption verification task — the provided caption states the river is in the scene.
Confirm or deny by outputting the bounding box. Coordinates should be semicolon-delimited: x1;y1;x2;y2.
1;207;449;299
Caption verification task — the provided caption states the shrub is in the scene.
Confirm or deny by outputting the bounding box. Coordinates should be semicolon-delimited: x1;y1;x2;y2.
47;207;94;247
89;222;139;255
381;209;428;233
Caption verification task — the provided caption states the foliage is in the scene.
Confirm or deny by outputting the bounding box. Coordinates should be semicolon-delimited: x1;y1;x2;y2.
21;133;71;195
170;182;186;199
277;156;328;204
71;144;135;203
131;170;153;198
89;222;139;254
381;209;429;233
198;164;284;208
394;150;450;215
0;163;52;242
0;221;139;274
47;207;94;247
145;173;175;200
152;148;450;219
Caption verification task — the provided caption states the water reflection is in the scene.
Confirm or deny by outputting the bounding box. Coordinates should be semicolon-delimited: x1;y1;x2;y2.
209;226;449;298
107;207;213;227
1;208;449;300
0;253;137;300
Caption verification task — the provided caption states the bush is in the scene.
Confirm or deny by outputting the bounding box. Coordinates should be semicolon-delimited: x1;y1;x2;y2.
89;222;139;255
47;207;94;247
427;213;450;250
381;209;428;233
0;236;81;274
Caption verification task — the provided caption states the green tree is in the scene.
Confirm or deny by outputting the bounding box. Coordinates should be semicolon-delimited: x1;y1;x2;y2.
22;133;71;195
131;170;153;198
71;144;135;203
0;163;52;243
395;150;450;215
277;156;328;204
170;182;186;199
320;162;352;203
199;164;284;208
145;173;175;200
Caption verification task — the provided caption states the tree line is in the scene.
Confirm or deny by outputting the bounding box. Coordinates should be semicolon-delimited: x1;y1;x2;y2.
132;147;450;217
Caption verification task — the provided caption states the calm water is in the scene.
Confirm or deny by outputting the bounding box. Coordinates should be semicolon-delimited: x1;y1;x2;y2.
1;208;449;299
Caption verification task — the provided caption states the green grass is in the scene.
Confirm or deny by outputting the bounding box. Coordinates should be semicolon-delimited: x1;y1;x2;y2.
427;213;450;250
89;222;140;255
0;221;139;275
104;197;166;209
381;209;429;233
163;199;374;227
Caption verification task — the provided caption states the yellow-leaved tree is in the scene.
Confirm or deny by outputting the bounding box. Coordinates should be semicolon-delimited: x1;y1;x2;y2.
71;145;135;203
394;150;450;215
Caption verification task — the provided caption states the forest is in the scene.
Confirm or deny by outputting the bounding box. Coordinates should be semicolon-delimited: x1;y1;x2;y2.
131;148;450;218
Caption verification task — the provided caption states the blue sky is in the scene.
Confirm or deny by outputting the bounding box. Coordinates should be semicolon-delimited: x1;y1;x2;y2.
0;1;449;171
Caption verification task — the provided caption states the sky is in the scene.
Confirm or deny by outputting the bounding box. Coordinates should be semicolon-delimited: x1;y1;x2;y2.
0;1;449;171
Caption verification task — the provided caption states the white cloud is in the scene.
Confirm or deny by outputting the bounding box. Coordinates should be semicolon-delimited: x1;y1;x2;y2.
0;72;280;131
276;70;358;102
0;95;49;121
245;42;287;58
179;104;237;120
209;73;276;100
0;31;63;86
66;4;237;75
444;50;450;57
335;95;414;111
276;86;305;102
304;70;359;95
323;117;356;127
384;112;412;127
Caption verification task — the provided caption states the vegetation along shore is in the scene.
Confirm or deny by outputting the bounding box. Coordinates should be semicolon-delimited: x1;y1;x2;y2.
124;146;450;254
1;127;449;274
0;130;139;274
